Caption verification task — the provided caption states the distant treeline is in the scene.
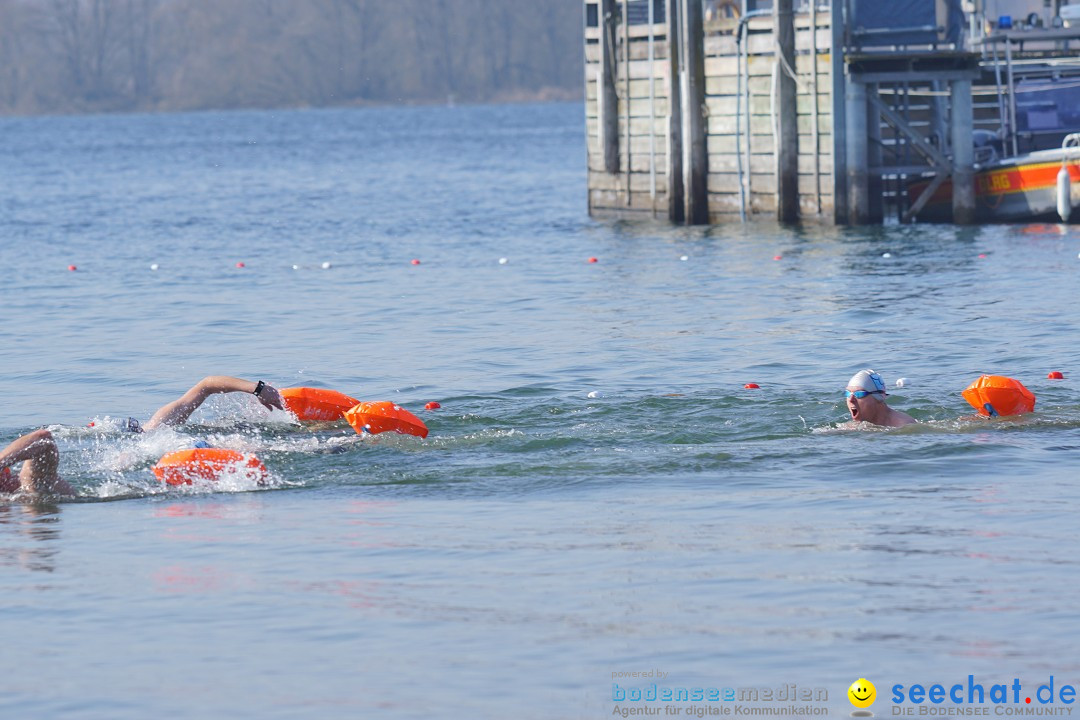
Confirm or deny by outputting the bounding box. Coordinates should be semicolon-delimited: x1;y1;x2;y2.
0;0;584;115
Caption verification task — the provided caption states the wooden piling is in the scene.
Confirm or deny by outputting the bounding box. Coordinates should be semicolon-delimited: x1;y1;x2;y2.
600;0;619;174
681;0;708;224
667;0;685;223
774;0;799;224
830;0;847;225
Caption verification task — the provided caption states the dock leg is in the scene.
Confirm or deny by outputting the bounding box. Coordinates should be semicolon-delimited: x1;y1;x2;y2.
847;81;870;225
831;0;848;224
681;0;709;224
666;0;684;223
951;79;975;225
868;96;884;223
600;0;619;175
775;0;799;224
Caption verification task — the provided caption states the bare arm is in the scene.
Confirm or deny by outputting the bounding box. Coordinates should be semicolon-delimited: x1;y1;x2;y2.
0;429;74;496
143;376;284;430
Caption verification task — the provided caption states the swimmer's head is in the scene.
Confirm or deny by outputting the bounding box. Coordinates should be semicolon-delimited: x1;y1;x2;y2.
847;369;887;401
846;369;889;423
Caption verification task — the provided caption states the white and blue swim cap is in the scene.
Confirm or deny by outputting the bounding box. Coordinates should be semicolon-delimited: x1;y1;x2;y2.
847;369;888;397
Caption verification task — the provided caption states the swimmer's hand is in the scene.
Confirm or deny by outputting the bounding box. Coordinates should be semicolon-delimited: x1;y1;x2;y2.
255;384;285;413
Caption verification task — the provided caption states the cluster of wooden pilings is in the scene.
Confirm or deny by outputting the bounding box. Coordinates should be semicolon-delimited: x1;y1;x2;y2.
584;0;979;225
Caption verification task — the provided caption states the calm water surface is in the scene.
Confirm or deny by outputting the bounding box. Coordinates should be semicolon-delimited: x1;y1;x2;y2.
2;103;1080;719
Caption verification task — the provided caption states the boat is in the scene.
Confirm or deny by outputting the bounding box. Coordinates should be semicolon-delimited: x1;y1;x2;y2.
903;16;1080;224
907;133;1080;222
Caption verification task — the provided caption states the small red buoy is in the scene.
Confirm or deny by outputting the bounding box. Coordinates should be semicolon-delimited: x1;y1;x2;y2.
236;262;246;268
411;259;421;265
87;421;95;427
773;255;782;261
425;402;441;410
744;383;760;389
978;254;987;259
587;257;598;263
1048;371;1065;380
68;264;77;271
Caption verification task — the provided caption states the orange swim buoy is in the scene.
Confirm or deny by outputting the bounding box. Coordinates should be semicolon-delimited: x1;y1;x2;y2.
344;401;429;438
152;448;267;486
962;375;1036;417
280;387;360;422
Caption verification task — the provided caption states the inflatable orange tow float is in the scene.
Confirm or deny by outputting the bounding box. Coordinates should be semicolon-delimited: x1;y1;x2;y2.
281;387;360;423
153;448;267;486
962;375;1036;417
344;401;429;438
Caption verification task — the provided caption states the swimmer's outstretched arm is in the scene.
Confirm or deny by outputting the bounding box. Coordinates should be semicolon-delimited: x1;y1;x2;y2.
143;376;284;430
0;429;74;496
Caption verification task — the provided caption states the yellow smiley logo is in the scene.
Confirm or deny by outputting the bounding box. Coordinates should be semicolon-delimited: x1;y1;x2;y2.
848;678;876;709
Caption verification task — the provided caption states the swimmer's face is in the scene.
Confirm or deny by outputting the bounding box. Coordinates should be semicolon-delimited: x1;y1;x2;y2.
846;387;863;419
846;387;883;421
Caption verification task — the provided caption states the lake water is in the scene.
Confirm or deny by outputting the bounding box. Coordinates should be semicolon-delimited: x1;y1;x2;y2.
2;102;1080;719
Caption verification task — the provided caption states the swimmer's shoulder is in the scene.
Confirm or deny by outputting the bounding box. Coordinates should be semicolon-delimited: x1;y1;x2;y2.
889;409;917;427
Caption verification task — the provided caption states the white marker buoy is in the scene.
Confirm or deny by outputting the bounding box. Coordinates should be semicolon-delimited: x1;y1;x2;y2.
895;378;908;388
882;252;892;258
321;261;332;269
292;264;300;270
1057;166;1072;222
587;391;603;399
150;263;159;271
498;257;508;265
680;255;689;261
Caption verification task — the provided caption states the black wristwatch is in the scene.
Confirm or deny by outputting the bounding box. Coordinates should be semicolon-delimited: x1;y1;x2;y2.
253;380;266;397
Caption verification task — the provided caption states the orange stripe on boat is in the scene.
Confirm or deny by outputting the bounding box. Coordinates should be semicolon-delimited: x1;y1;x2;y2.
152;448;267;486
344;401;429;438
974;162;1078;197
281;387;360;422
910;161;1080;206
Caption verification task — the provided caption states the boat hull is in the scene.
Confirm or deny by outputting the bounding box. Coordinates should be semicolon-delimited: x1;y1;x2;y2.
908;151;1080;223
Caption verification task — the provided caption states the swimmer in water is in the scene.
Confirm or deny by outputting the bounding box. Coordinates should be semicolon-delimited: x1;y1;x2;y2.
0;429;72;497
844;369;916;428
0;376;284;497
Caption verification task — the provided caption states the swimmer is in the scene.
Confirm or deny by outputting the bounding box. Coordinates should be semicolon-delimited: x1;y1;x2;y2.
1;376;284;497
844;369;916;428
0;429;73;497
